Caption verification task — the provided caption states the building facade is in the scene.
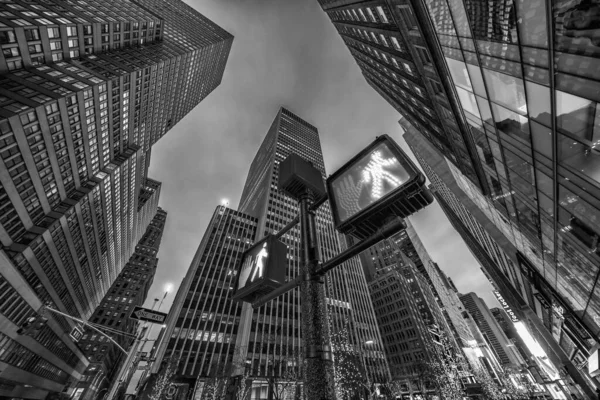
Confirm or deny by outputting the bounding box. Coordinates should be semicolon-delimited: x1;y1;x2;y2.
0;0;232;396
460;292;525;370
236;108;389;395
153;108;388;398
73;207;166;400
319;0;600;397
404;122;592;398
151;205;258;397
362;223;504;393
368;259;440;397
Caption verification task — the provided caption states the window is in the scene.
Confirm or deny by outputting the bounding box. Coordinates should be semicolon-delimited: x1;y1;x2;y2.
390;36;402;51
47;27;60;38
376;6;389;23
366;7;377;22
379;34;389;47
483;69;527;115
66;26;77;37
398;5;418;30
0;30;17;44
358;8;367;21
415;47;431;65
556;91;597;142
429;79;444;95
2;47;19;58
25;29;40;41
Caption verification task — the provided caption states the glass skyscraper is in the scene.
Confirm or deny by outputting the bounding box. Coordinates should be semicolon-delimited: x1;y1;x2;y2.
404;121;591;398
0;0;232;397
320;0;600;397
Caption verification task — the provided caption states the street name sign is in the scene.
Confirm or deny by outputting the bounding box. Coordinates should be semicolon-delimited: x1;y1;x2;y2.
130;306;168;324
70;326;84;342
233;235;287;303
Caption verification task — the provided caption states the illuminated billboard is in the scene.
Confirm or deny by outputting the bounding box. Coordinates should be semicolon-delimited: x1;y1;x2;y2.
327;135;433;239
233;235;287;304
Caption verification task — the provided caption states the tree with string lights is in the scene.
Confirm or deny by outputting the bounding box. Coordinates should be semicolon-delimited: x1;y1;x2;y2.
331;323;372;400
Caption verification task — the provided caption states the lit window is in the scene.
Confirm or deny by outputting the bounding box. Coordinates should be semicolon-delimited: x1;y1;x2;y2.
366;7;377;22
376;6;389;23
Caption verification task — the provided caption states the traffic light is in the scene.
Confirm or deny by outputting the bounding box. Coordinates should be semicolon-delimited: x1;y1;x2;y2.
17;314;48;337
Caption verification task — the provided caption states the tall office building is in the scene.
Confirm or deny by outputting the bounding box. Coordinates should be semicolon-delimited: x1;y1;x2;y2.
150;205;257;397
73;207;166;400
361;223;503;387
319;0;600;397
368;256;444;398
236;107;388;393
404;123;591;398
460;293;525;370
0;0;232;396
153;108;388;398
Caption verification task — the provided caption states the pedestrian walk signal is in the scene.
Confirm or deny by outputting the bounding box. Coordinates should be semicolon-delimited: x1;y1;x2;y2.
233;235;286;304
327;135;433;240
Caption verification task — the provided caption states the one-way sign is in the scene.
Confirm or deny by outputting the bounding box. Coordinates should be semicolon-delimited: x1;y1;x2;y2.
130;306;168;324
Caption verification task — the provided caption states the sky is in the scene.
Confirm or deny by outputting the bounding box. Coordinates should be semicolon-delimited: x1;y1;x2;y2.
144;0;499;321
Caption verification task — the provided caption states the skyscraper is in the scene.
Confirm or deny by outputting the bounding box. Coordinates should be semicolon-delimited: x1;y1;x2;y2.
236;107;388;393
73;208;167;400
153;108;388;398
0;0;232;396
319;0;600;397
150;205;257;397
404;123;591;398
460;293;525;370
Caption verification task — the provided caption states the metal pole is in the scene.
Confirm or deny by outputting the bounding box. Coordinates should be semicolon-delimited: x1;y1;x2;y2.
106;328;146;400
298;191;336;400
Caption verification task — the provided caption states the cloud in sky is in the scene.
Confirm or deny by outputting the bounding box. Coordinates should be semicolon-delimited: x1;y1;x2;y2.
145;0;498;316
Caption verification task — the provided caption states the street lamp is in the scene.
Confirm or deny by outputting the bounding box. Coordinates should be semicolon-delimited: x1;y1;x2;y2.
157;283;173;311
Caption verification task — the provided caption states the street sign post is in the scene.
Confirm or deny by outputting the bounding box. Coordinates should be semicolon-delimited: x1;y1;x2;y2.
129;306;168;324
70;326;84;342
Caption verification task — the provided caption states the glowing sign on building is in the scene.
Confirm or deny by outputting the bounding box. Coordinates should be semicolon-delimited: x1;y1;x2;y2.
493;290;519;323
233;236;287;304
327;135;432;240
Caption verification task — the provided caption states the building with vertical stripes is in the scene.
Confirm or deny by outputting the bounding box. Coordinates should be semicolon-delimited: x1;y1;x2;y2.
0;0;232;396
153;108;389;398
152;206;258;396
73;207;166;400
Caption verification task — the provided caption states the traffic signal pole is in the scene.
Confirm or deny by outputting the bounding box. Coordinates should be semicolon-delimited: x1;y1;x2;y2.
298;191;336;400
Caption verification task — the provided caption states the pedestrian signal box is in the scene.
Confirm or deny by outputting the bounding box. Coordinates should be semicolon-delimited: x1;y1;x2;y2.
327;135;433;240
233;235;287;303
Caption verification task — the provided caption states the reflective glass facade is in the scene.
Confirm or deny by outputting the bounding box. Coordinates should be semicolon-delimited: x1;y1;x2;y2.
321;0;600;397
404;123;592;398
0;0;232;396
